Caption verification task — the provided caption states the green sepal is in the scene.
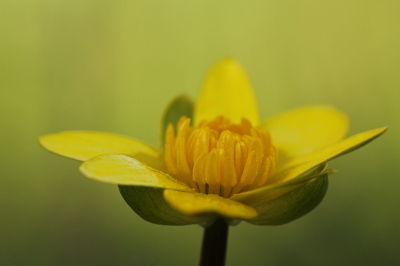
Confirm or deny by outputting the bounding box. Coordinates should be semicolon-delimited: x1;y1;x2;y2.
246;175;328;225
159;95;194;152
118;186;215;225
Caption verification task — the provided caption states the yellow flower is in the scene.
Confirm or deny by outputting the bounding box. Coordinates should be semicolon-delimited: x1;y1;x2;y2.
39;58;387;226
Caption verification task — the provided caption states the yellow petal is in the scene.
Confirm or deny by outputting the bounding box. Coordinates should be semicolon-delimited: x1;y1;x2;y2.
39;131;164;170
194;58;260;126
80;154;192;191
164;190;258;220
119;186;215;225
233;124;386;220
270;127;388;184
262;106;349;159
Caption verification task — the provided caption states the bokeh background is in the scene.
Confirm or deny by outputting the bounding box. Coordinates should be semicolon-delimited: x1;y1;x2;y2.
1;1;399;265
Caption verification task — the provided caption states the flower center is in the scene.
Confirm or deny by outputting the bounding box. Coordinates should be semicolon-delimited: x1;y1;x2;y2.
164;116;276;198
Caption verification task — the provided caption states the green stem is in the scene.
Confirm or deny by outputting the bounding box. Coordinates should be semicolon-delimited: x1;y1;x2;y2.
199;219;229;266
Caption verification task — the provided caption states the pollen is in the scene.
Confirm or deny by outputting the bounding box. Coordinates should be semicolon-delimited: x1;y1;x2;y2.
165;116;277;198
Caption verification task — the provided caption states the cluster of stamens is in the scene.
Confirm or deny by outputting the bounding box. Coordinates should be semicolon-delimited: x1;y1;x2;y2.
165;116;276;198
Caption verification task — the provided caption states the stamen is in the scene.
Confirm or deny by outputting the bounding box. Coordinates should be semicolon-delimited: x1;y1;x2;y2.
205;149;220;186
165;125;178;175
176;135;194;186
234;141;247;178
217;131;235;159
164;116;277;198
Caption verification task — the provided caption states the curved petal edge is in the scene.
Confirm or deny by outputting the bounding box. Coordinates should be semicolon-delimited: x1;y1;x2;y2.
39;131;164;170
80;154;191;191
262;106;349;159
270;126;388;184
164;190;258;220
194;58;260;126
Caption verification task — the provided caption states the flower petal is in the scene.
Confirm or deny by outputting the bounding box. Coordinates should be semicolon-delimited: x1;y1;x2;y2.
270;127;388;184
194;58;260;126
159;95;194;152
262;106;349;159
39;131;164;170
80;154;191;191
119;186;214;225
164;190;258;220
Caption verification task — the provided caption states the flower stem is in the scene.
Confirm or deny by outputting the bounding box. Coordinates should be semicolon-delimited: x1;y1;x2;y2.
199;219;229;266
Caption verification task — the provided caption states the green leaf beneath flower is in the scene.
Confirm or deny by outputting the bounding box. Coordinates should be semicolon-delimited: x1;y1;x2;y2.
118;186;217;225
231;163;329;205
159;95;194;152
246;175;328;225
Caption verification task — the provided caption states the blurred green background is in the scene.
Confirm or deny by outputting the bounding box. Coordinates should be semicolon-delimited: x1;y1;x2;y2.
1;1;399;265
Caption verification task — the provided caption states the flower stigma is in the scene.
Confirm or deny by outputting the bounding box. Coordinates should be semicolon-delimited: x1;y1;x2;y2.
165;116;277;198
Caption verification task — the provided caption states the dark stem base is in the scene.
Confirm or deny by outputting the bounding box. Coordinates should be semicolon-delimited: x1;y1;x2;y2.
199;219;229;266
